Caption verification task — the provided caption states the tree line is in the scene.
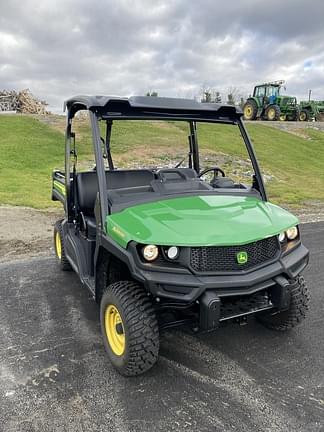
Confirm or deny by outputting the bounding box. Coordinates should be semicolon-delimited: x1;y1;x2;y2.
145;86;247;108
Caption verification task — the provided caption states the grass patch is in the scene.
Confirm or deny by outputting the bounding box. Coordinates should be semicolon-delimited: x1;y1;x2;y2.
197;122;324;205
0;114;323;208
247;125;324;205
0;115;65;208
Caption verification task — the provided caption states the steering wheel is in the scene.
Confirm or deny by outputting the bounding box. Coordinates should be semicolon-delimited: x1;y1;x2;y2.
199;167;226;180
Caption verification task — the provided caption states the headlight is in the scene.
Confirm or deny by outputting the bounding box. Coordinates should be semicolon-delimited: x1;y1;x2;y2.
142;244;159;261
286;226;298;240
280;226;300;255
166;246;179;260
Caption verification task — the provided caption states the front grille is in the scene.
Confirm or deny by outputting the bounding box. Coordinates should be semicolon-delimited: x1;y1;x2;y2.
281;97;295;106
190;236;279;272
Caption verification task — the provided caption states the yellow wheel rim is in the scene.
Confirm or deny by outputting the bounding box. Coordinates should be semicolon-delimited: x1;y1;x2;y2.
244;105;253;119
105;305;125;356
55;231;62;259
268;108;276;120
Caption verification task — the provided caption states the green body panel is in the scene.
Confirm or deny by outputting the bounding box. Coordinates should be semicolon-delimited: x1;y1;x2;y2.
53;180;66;196
106;195;298;248
250;96;262;108
276;96;298;115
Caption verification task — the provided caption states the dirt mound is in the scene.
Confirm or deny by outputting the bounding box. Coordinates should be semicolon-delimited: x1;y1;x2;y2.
0;206;63;263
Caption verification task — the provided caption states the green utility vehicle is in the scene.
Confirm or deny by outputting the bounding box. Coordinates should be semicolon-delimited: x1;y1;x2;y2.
243;80;299;121
299;100;324;121
53;96;309;376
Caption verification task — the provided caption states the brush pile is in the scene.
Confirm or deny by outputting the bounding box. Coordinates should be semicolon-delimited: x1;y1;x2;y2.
0;89;49;114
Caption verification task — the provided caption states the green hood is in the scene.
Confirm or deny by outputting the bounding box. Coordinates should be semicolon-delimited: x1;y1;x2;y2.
106;195;298;248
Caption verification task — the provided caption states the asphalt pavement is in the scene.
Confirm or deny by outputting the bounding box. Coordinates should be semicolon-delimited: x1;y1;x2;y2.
0;223;323;432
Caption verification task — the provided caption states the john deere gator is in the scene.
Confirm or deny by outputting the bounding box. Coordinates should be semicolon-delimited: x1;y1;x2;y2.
52;95;310;376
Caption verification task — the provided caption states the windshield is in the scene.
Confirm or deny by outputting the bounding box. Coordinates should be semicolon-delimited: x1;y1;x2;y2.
100;120;256;189
67;114;266;215
266;86;280;97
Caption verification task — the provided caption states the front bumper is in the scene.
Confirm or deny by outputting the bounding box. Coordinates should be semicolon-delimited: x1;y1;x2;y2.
138;244;309;331
134;243;309;303
102;236;309;331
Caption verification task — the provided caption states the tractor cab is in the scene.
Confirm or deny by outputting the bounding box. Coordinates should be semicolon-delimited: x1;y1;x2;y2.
253;83;280;100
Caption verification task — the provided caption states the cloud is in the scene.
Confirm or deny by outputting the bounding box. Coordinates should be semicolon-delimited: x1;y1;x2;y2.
0;0;323;111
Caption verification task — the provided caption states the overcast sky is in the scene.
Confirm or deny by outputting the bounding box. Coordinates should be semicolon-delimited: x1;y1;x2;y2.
1;0;323;111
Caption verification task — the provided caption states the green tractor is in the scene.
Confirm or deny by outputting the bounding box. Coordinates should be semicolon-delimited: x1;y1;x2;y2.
299;100;324;122
243;80;299;121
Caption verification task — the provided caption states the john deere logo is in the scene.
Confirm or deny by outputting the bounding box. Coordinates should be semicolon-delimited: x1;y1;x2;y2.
237;251;248;265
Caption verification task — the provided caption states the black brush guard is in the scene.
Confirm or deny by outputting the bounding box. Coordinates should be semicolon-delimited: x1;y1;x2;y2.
199;275;291;331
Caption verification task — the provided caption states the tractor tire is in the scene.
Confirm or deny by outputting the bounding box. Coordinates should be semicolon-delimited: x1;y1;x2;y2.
257;276;309;331
243;100;258;120
54;220;72;271
265;104;281;121
100;280;159;376
299;110;309;122
279;113;287;121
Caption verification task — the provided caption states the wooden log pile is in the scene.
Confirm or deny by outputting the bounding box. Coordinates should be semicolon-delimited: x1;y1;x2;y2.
0;89;49;114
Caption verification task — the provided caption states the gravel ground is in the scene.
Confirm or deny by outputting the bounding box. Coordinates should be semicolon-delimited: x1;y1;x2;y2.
245;120;324;138
0;206;63;263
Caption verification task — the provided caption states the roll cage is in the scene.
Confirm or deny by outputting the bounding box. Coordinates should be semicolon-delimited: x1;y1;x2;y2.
63;95;267;226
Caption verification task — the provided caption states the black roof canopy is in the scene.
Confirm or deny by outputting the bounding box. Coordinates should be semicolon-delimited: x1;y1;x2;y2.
64;95;243;122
